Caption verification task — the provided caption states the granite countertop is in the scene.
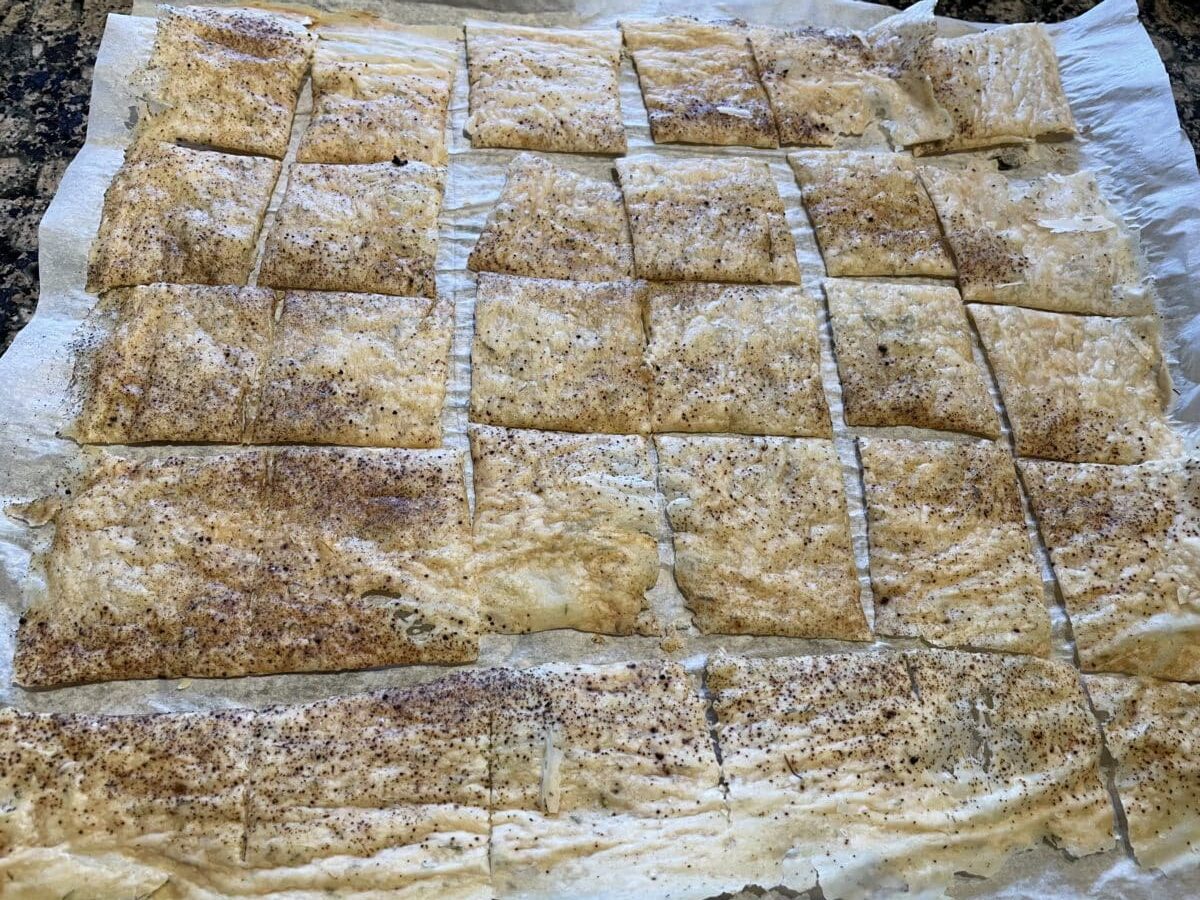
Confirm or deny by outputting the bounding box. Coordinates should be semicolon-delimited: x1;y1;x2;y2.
1;0;1197;352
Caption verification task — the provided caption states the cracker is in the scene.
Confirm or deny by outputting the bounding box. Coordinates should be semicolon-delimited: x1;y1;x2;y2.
826;280;1000;437
656;435;866;638
621;17;778;148
469;425;659;635
859;437;1049;654
617;156;800;284
1020;458;1200;680
709;650;1113;896
87;141;279;293
971;305;1178;463
645;282;830;436
470;275;650;434
259;161;444;298
789;150;954;277
468;154;634;282
921;165;1150;315
137;6;313;158
465;21;625;154
253;292;451;447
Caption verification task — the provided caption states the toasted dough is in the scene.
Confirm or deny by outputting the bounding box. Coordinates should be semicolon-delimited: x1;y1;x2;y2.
465;21;625;154
1021;458;1200;680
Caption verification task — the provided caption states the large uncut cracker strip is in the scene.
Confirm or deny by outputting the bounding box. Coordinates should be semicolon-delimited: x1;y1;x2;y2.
617;156;800;284
1020;458;1200;681
859;437;1049;655
1086;675;1200;875
915;23;1075;156
789;150;954;277
470;275;650;434
621;17;779;148
709;650;1114;898
645;282;831;436
14;448;477;686
86;141;280;293
749;1;951;148
135;5;314;159
297;26;457;165
971;305;1178;463
921;166;1150;315
825;280;1000;437
259;161;445;298
469;154;634;282
656;435;866;639
469;425;660;635
464;21;625;154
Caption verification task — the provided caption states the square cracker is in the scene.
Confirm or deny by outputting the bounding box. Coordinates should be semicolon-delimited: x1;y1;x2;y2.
468;154;633;282
1020;458;1200;681
656;435;866;639
87;141;280;293
137;6;314;158
470;275;650;434
825;280;1000;437
297;27;457;165
710;650;1113;897
1085;675;1200;874
644;282;830;436
13;448;477;687
971;305;1178;463
859;437;1049;655
621;18;778;148
789;151;953;277
252;292;450;448
921;166;1150;316
469;425;660;635
465;21;625;154
491;662;749;900
617;156;800;284
259;161;444;298
68;284;274;445
915;24;1075;156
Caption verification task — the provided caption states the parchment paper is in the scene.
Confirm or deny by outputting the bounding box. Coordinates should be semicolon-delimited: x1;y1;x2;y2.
0;0;1196;896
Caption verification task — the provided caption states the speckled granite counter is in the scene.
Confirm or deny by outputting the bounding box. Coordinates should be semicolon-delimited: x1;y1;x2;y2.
1;0;1197;351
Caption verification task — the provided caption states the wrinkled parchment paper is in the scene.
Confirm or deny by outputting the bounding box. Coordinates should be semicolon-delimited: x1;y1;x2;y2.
0;0;1196;895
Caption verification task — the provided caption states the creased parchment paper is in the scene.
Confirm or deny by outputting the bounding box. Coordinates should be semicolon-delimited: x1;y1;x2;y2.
0;0;1196;896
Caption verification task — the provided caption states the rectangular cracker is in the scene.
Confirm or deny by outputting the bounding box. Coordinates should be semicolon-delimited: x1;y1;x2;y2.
465;21;625;154
645;282;830;436
1020;458;1200;681
825;280;1000;437
297;26;457;165
709;650;1113;897
14;448;477;686
469;425;659;635
136;6;314;158
656;435;866;639
67;284;274;445
252;292;451;447
921;165;1150;315
859;437;1049;654
468;154;634;282
87;141;280;293
915;24;1075;156
621;17;779;148
1085;675;1200;874
971;305;1178;463
491;661;747;900
470;274;650;434
789;150;954;277
259;161;444;298
617;156;800;284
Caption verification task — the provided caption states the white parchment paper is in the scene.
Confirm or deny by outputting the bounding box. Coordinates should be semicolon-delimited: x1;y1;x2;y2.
0;0;1196;895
